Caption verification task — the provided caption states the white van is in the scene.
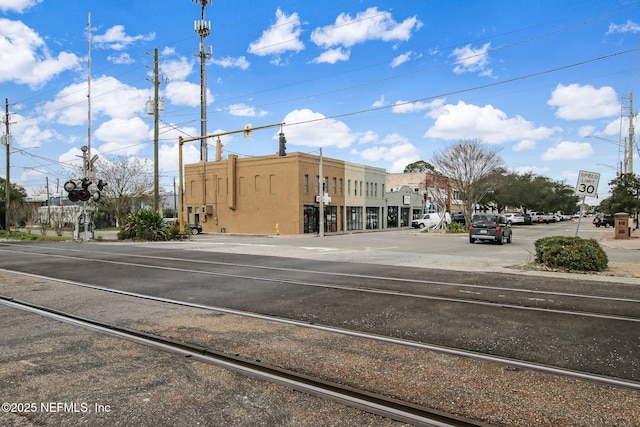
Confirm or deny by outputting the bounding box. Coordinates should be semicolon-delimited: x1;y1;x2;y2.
411;212;451;229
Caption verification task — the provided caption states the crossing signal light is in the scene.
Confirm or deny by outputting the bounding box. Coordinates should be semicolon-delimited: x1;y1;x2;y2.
64;178;106;203
64;180;80;202
93;179;107;202
78;178;92;201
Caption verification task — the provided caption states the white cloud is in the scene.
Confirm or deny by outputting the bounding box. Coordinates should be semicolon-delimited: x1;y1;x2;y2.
541;141;594;160
606;20;640;35
281;109;356;148
424;101;557;144
0;18;80;88
42;76;151;125
160;56;194;81
11;114;59;149
354;142;419;173
311;7;422;49
108;53;134;65
548;83;620;120
312;47;350;64
512;165;551;175
513;140;536;151
212;56;250;70
391;51;421;68
392;100;436;113
227;103;268;118
94;117;151;156
372;96;386;108
164;81;212;107
451;43;492;76
359;130;378;144
93;25;155;51
248;9;304;58
351;131;418;172
158;123;200;174
578;125;596;138
0;0;41;13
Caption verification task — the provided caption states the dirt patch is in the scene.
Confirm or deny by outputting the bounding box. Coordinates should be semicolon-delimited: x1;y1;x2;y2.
607;262;640;278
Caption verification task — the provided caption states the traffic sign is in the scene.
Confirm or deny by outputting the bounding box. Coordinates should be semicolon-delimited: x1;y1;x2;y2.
576;170;600;197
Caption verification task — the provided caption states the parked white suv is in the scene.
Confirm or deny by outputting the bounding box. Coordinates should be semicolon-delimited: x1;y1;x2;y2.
411;212;451;229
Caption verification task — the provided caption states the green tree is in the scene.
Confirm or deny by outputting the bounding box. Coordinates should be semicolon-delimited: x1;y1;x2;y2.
599;172;640;216
480;172;579;214
0;177;28;230
404;160;438;173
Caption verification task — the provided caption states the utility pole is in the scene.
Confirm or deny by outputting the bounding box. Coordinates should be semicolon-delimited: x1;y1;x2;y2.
193;0;212;162
628;92;634;174
173;176;177;216
146;48;161;212
319;148;324;237
45;176;51;226
3;98;10;230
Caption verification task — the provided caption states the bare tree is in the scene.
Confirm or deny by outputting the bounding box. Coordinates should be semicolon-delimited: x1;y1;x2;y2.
426;174;449;232
95;156;154;227
432;139;503;226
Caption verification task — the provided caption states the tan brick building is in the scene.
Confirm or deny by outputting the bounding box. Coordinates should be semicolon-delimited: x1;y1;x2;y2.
183;152;387;235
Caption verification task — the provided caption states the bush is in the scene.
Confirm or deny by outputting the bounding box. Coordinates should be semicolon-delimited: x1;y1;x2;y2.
118;209;170;241
447;222;468;233
534;236;608;272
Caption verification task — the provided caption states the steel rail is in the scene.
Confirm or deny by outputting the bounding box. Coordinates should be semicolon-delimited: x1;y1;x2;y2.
0;296;484;427
2;269;639;392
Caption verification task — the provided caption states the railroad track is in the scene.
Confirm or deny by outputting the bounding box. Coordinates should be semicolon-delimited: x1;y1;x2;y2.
1;243;639;383
2;266;640;425
1;270;638;392
0;295;484;427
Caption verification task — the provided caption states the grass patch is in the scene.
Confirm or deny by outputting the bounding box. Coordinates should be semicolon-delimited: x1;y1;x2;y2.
0;230;71;242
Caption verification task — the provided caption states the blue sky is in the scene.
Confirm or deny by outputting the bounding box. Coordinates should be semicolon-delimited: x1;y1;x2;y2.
1;0;639;199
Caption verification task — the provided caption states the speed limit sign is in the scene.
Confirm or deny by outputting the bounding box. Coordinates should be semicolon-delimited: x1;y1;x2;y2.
576;170;600;197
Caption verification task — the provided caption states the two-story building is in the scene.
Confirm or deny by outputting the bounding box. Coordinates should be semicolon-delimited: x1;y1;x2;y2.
183;152;387;235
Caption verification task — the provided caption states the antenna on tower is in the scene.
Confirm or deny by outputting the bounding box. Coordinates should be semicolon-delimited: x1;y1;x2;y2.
192;0;213;162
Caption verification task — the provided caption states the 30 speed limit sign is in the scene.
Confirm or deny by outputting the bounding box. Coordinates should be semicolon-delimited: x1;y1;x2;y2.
575;170;600;197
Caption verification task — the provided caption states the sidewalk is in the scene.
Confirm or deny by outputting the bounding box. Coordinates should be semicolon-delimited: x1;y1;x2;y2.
599;230;640;250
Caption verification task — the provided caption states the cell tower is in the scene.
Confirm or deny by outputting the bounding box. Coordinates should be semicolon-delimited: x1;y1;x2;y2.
192;0;212;162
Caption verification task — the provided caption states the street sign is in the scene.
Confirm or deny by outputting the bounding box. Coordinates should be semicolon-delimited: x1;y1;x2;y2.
576;170;600;197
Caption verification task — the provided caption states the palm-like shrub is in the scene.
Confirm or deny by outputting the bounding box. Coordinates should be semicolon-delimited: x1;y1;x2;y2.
118;209;169;241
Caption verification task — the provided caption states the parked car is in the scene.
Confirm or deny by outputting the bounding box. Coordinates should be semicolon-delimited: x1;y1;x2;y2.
163;218;202;235
451;212;466;224
520;212;532;225
411;212;450;229
469;214;512;245
503;212;525;225
529;211;554;223
593;213;614;228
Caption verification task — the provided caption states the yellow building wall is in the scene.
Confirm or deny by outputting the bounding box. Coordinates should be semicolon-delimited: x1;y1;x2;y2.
184;152;345;235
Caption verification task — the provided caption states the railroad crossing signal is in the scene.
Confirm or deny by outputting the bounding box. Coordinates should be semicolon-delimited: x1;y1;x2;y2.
64;178;107;203
575;170;600;197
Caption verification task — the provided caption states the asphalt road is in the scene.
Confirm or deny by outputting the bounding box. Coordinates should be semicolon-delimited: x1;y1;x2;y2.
0;224;638;381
